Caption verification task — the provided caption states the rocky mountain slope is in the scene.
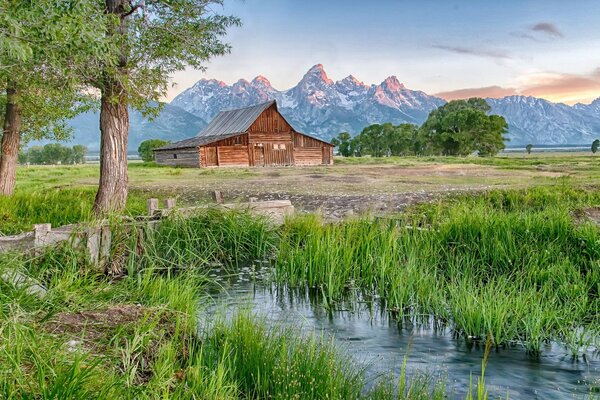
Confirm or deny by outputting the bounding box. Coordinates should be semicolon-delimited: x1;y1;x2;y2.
172;64;600;145
32;103;206;151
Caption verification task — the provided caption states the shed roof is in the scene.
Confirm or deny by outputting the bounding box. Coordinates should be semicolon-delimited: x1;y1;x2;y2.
155;100;333;151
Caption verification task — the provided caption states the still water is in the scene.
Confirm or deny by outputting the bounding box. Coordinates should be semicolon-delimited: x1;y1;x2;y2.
207;267;599;399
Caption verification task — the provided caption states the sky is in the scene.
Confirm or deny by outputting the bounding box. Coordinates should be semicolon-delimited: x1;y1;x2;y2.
167;0;600;105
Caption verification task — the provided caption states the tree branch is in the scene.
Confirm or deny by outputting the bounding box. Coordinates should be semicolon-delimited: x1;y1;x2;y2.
122;1;145;18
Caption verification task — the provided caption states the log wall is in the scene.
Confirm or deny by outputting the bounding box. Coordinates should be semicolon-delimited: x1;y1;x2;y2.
294;148;323;165
158;105;334;168
155;149;199;167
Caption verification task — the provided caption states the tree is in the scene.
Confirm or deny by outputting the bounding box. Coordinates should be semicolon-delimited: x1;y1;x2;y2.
592;140;599;154
138;139;168;162
0;1;107;195
420;98;507;156
386;124;420;156
72;145;88;164
331;132;352;157
87;1;239;215
359;124;391;157
526;144;533;154
19;144;88;165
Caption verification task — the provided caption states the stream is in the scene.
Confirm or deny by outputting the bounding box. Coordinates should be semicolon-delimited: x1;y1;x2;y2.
206;266;600;399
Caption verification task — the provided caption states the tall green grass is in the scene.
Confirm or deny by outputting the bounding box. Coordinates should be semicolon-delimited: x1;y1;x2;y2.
276;186;600;354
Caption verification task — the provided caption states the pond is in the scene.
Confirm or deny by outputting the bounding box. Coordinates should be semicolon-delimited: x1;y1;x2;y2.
207;266;600;399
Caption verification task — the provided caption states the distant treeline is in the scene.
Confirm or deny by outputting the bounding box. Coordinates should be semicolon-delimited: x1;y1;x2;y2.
19;144;88;165
332;98;508;157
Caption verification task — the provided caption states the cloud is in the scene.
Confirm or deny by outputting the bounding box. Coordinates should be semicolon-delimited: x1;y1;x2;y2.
531;22;564;38
431;44;511;60
512;22;564;41
435;86;518;101
519;71;600;103
434;68;600;104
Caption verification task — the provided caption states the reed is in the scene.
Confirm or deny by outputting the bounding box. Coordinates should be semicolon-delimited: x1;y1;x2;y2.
276;186;600;354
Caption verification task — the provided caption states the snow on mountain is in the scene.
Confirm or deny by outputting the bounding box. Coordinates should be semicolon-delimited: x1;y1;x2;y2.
486;96;600;145
171;65;600;145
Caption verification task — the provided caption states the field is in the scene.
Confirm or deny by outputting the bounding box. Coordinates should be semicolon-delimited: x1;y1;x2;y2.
1;153;599;398
4;152;598;233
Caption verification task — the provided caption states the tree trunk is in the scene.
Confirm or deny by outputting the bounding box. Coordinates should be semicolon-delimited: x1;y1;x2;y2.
93;79;129;214
93;0;130;215
0;83;22;196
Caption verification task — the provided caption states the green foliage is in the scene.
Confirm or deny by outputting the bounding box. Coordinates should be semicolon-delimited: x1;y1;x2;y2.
342;98;507;158
90;1;241;112
331;131;352;156
138;139;168;162
420;98;508;156
0;1;109;142
592;139;599;154
19;143;88;165
526;144;533;154
0;209;452;399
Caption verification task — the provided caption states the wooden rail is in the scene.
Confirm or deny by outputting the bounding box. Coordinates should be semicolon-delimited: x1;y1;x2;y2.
0;195;294;262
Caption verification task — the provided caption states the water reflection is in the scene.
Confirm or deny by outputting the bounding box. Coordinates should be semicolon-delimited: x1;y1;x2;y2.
206;266;599;399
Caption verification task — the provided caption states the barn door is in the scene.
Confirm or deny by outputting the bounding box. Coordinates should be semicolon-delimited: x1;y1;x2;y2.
205;147;218;166
254;145;265;166
322;147;331;165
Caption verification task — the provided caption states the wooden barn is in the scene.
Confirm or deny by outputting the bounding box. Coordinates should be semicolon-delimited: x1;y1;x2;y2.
154;100;334;168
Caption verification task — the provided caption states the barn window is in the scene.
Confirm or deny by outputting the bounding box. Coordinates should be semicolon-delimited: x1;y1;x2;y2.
235;136;242;145
274;143;286;150
173;154;177;159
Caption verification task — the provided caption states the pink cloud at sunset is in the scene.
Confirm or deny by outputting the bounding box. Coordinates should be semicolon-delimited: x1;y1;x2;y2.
435;69;600;105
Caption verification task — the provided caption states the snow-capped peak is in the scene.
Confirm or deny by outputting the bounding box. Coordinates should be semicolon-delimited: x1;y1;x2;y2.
381;76;406;92
301;64;334;85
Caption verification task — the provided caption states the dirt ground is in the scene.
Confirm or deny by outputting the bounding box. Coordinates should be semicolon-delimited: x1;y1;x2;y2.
130;162;566;219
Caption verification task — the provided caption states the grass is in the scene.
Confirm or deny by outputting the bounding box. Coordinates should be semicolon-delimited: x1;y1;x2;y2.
2;154;599;397
0;208;463;399
276;185;600;354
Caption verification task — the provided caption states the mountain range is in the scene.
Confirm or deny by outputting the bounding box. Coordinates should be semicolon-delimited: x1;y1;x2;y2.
57;64;600;150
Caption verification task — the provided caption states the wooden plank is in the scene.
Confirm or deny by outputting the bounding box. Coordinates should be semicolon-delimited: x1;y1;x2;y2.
155;149;200;167
216;146;249;166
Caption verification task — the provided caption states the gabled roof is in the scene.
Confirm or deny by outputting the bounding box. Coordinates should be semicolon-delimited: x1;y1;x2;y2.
201;100;276;137
155;100;333;151
156;100;276;151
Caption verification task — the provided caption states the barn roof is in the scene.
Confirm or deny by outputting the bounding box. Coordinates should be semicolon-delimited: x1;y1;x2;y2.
155;100;332;151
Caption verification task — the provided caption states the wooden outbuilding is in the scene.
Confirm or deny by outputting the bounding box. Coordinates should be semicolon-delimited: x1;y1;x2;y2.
154;100;334;168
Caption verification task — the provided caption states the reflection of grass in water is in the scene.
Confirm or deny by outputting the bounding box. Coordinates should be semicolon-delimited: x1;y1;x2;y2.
0;210;454;399
276;185;600;355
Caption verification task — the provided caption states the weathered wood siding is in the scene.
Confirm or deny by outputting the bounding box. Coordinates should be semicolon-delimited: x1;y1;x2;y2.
293;148;323;165
248;104;292;133
291;132;333;165
217;146;250;166
159;105;334;168
155;149;199;167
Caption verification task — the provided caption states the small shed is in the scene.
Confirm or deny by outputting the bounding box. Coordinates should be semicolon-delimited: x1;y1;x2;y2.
154;100;334;167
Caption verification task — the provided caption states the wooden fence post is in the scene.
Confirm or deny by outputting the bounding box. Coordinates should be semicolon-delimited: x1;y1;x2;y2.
147;198;159;216
86;227;101;266
212;191;224;204
164;198;176;209
33;224;51;251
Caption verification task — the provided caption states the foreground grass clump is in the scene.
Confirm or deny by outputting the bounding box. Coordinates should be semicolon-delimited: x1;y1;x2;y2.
277;185;600;353
1;209;453;399
132;208;277;270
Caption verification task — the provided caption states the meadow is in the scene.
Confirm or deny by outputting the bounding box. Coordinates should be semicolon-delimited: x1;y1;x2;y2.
0;153;599;398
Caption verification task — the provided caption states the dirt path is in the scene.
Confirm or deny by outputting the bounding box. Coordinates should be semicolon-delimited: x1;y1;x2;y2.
127;162;567;219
